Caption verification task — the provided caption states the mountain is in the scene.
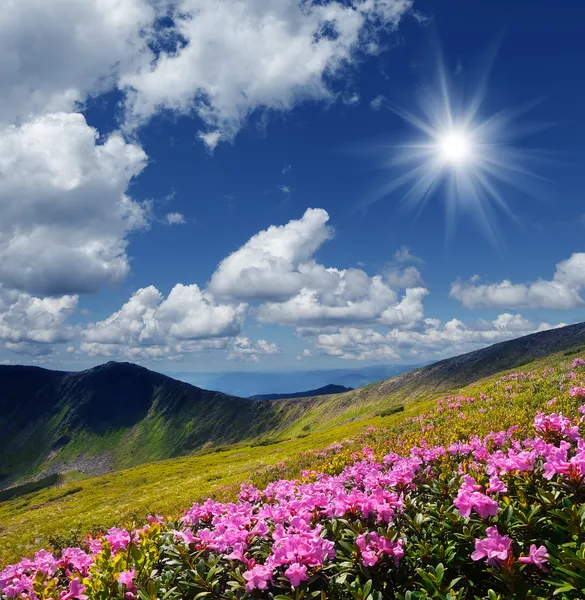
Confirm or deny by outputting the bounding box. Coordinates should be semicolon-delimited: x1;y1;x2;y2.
2;321;585;490
167;364;425;397
0;362;277;489
249;384;354;401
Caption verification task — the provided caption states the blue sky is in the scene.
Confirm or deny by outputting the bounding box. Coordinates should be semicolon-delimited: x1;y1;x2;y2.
1;0;584;374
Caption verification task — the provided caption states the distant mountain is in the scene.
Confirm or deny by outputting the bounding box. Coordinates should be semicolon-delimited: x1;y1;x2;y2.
249;384;354;401
168;364;425;397
2;321;584;490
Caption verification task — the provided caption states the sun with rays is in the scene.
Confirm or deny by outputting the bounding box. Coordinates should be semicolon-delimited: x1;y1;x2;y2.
360;51;553;248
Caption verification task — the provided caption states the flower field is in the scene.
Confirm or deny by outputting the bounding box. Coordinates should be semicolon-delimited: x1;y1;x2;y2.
3;357;585;599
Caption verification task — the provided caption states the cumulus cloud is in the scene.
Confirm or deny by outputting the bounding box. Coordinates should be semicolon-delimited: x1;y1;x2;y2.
82;284;246;356
165;212;186;225
315;313;562;360
210;208;428;330
392;245;424;265
451;253;585;310
121;0;413;141
0;112;148;296
0;288;78;355
257;277;427;328
209;208;334;301
227;336;280;363
0;0;155;126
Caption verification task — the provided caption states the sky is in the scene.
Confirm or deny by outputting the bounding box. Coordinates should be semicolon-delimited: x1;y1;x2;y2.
1;0;584;375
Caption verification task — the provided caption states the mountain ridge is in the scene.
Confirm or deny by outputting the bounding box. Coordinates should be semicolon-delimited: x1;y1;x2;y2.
249;384;354;401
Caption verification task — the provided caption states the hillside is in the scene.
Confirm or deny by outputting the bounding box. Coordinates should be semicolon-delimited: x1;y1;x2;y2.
2;341;585;596
0;362;279;489
2;321;585;491
249;384;353;400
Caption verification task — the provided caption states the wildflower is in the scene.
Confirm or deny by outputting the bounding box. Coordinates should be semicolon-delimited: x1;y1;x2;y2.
242;564;273;592
454;478;499;519
486;475;507;494
118;568;136;586
356;533;404;568
285;563;309;587
105;527;131;553
518;545;549;571
60;578;88;600
471;527;512;567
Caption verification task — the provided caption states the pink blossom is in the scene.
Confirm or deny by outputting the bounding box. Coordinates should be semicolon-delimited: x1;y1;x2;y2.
60;578;88;600
242;564;273;592
285;563;309;587
471;527;512;567
486;475;507;494
105;527;131;553
356;533;404;568
518;544;549;571
118;568;136;586
454;479;499;520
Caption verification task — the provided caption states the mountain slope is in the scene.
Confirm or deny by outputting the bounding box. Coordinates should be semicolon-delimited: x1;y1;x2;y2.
2;321;585;489
0;362;280;488
249;384;353;401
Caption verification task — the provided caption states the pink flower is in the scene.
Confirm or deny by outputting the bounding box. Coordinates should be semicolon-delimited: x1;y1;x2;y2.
242;564;273;592
60;578;88;600
285;563;308;587
61;547;94;575
454;480;499;520
518;544;549;571
118;567;136;586
356;533;404;568
486;475;507;494
471;527;512;567
105;527;131;553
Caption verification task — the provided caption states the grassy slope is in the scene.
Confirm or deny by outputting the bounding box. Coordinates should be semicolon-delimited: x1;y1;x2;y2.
3;323;584;489
1;345;580;566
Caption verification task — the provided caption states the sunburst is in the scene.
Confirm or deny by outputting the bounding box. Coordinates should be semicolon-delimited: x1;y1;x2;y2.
356;51;554;247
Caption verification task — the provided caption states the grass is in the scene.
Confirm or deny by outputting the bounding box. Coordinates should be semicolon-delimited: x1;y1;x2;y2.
0;407;426;565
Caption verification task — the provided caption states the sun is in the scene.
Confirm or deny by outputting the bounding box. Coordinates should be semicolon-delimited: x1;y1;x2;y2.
354;50;551;247
437;129;474;165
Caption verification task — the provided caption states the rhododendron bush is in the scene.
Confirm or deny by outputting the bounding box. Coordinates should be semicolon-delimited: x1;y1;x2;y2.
3;358;585;599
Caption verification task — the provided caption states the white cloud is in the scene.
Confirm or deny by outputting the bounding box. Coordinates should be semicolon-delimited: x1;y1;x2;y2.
0;0;155;126
369;94;386;110
0;288;78;355
0;112;148;295
257;276;426;328
392;245;424;265
121;0;413;141
165;212;186;225
209;208;428;330
209;208;334;301
450;253;585;310
227;336;280;363
198;131;222;152
82;284;246;355
315;313;563;360
385;266;424;289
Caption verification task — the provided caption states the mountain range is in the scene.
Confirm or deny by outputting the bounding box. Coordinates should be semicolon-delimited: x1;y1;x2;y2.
249;384;354;401
2;321;585;491
165;364;425;397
